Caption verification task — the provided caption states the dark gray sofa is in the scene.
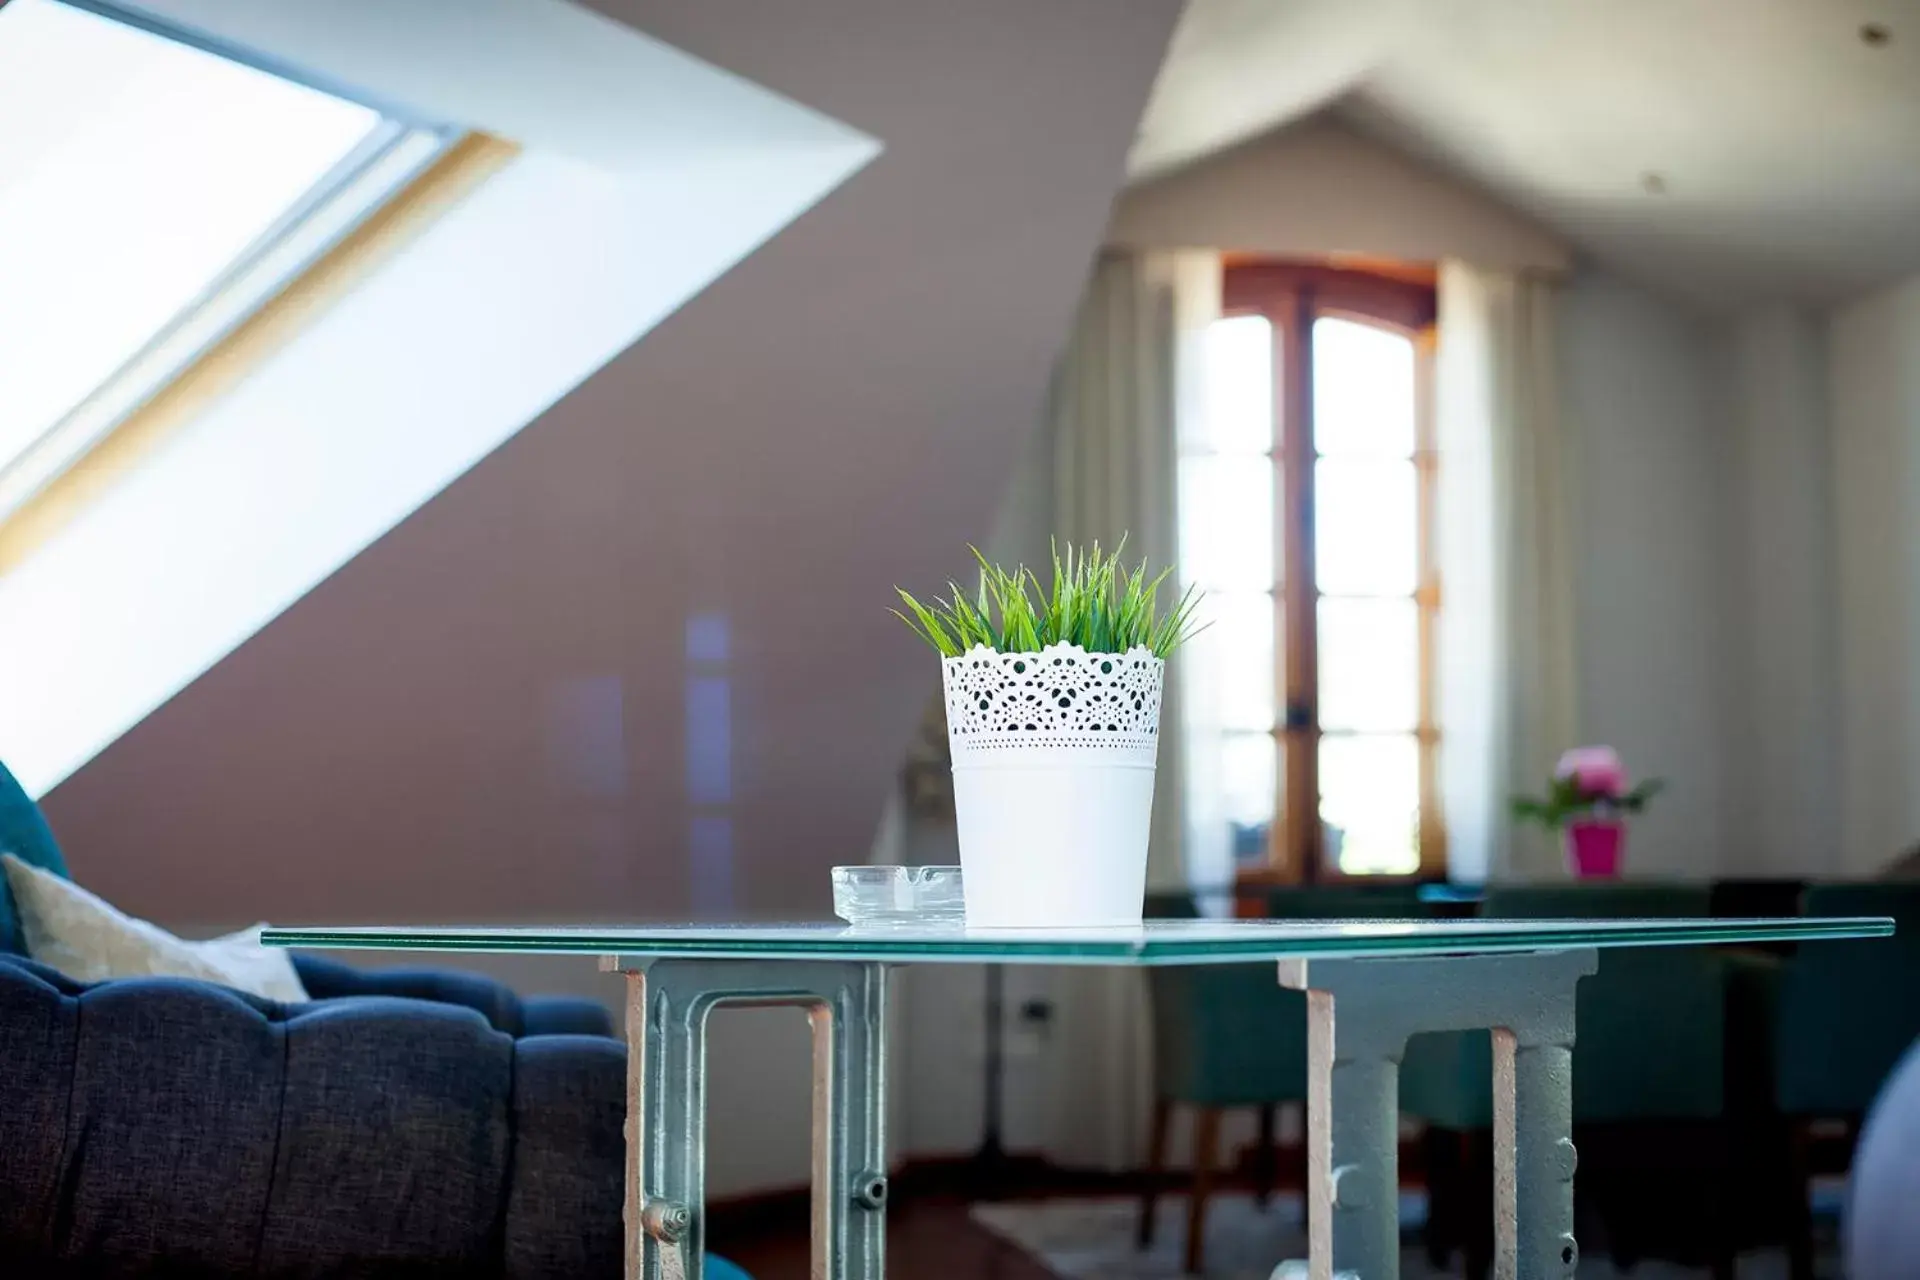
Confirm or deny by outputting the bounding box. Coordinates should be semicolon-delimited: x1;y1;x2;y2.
291;949;615;1039
0;761;748;1279
0;951;627;1278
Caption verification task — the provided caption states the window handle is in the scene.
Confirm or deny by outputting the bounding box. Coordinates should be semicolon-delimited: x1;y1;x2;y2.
1284;699;1313;730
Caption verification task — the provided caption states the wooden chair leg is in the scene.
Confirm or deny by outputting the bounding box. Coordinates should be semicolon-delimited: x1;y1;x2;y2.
1186;1107;1222;1276
1461;1128;1493;1280
1710;1118;1739;1280
1421;1126;1459;1269
1253;1103;1278;1208
1138;1097;1172;1249
1787;1119;1815;1280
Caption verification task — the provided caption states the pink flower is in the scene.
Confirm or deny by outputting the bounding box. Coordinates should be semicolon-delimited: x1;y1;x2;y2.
1555;746;1626;799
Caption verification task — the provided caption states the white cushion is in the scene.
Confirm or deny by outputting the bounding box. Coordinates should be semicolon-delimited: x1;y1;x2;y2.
1;853;307;1002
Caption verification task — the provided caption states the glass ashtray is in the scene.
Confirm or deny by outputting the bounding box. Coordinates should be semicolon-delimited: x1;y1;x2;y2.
831;865;964;926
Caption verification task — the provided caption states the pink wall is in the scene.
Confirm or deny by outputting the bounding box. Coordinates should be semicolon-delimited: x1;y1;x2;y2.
42;0;1181;924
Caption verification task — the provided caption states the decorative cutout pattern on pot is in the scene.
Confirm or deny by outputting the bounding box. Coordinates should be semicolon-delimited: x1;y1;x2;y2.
941;643;1163;766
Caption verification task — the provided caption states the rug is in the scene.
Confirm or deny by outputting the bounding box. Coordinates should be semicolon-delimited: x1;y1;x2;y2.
971;1192;1838;1279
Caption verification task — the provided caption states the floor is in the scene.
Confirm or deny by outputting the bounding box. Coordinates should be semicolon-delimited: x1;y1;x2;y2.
711;1197;1058;1280
710;1190;1842;1280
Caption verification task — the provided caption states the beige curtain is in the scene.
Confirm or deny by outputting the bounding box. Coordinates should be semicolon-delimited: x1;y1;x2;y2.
1049;248;1221;891
1027;247;1219;1171
1436;260;1579;880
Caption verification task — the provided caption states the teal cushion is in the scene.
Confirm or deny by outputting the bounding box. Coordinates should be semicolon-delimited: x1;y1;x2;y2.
0;760;68;955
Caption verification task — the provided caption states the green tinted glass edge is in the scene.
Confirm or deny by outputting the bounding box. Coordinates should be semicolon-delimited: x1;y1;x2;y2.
260;917;1894;965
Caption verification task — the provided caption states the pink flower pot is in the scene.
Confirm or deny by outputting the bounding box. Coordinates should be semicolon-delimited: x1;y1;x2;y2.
1565;819;1624;879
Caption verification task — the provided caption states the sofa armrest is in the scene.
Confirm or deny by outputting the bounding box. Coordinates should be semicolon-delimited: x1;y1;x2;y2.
294;951;524;1035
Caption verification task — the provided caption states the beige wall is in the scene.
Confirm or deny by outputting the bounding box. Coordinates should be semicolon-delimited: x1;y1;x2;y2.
1718;306;1842;875
1831;272;1920;874
1555;270;1731;876
1107;118;1833;879
1107;117;1569;272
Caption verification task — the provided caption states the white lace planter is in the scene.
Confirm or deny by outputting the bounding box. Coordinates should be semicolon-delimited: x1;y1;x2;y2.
942;643;1163;927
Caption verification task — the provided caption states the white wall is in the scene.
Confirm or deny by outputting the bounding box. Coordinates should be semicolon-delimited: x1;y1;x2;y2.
1830;273;1920;874
1557;269;1730;876
1108;117;1569;272
1719;307;1842;875
1105;109;1875;880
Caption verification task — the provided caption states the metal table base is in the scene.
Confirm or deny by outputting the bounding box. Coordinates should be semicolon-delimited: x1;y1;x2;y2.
613;947;1596;1280
1281;948;1595;1280
615;958;889;1280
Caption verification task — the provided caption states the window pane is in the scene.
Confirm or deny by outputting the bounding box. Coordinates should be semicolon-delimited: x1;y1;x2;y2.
1221;732;1278;867
1189;592;1276;731
1318;598;1417;731
1313;317;1414;457
1179;454;1274;591
1319;734;1420;875
0;0;381;468
1314;458;1416;596
1200;315;1273;453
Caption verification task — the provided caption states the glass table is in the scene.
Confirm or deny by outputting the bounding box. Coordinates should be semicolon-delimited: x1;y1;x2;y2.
261;916;1892;1280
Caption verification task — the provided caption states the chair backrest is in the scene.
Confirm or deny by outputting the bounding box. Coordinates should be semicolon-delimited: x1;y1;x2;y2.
1139;888;1307;1105
1488;879;1725;1121
1264;882;1430;920
1710;877;1808;920
1142;891;1201;920
1776;882;1920;1117
1483;880;1712;920
0;761;68;956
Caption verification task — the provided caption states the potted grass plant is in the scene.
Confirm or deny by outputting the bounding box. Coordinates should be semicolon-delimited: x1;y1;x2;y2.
895;541;1202;926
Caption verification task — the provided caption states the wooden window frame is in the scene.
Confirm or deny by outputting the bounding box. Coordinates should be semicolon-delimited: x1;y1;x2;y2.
0;132;517;576
1220;262;1442;885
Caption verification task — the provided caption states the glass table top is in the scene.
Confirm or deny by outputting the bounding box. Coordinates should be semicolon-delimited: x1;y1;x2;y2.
260;915;1893;967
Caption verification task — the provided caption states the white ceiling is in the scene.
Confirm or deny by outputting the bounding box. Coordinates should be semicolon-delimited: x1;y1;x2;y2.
1134;0;1920;309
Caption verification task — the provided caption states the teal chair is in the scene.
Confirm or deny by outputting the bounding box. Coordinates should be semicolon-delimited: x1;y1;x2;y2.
1402;882;1751;1279
1138;891;1307;1274
1138;885;1432;1273
1773;882;1920;1280
0;759;70;956
1775;883;1920;1118
1265;881;1430;921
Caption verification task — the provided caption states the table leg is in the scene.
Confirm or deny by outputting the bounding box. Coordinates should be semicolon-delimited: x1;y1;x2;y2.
811;963;889;1280
611;957;889;1280
1496;1029;1579;1279
1282;949;1595;1280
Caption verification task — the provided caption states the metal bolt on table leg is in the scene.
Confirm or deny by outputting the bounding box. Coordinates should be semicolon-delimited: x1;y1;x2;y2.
642;1199;691;1244
853;1172;889;1211
1328;1165;1367;1209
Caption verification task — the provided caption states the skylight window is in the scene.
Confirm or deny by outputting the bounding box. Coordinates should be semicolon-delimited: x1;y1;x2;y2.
0;0;450;519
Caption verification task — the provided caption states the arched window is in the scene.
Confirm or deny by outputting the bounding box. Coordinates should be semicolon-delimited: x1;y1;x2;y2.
1182;261;1440;881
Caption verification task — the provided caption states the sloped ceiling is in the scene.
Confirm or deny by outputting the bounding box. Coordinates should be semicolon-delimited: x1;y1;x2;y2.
43;0;1182;924
1136;0;1920;308
2;0;880;801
